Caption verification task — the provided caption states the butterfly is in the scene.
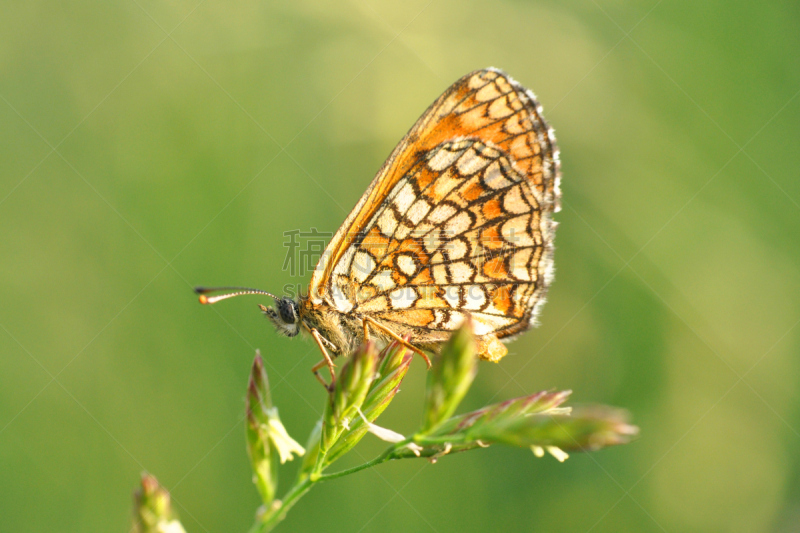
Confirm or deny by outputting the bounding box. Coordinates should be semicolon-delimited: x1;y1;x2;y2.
197;68;561;388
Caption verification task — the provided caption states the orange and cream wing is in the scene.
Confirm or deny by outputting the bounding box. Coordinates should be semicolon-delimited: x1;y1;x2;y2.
309;68;560;338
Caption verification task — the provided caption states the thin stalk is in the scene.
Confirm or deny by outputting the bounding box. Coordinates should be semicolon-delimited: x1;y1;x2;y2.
412;434;468;446
316;435;471;481
317;444;402;482
249;443;405;532
249;477;314;533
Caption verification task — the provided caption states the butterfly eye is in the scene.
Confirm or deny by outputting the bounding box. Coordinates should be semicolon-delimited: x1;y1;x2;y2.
277;298;298;324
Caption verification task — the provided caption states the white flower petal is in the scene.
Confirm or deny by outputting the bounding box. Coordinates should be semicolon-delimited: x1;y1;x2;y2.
528;406;572;417
546;446;569;462
157;519;187;533
265;408;305;463
355;407;405;443
368;424;406;443
405;443;424;457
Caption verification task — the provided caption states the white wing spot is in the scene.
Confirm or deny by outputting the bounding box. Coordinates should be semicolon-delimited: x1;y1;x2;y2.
473;314;515;335
445;238;468;260
428;147;462;172
333;245;356;276
502;215;534;247
444;211;473;236
396;254;417;276
503;185;529;214
456;149;492;175
352;251;376;283
432;264;448;285
407;199;431;225
488;96;514;119
331;282;354;313
394;182;416;213
372;269;395;291
389;288;418;309
377;208;398;236
463;285;487;310
395;222;412;240
509;248;533;281
483;161;514;190
428;203;457;224
443;311;466;330
442;286;460;308
448;261;474;283
475;81;502;102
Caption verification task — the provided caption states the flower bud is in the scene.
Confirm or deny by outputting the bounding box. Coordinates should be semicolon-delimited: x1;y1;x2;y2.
132;473;186;533
246;352;304;504
299;420;322;478
488;406;638;452
420;319;478;433
321;341;379;453
431;390;572;437
429;391;637;456
376;340;410;378
246;352;277;504
325;345;413;464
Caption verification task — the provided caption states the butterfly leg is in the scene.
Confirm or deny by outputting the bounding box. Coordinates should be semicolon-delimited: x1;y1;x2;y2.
310;328;336;390
362;316;432;368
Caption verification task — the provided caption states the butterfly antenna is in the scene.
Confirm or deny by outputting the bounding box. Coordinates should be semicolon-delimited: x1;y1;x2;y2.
194;286;280;305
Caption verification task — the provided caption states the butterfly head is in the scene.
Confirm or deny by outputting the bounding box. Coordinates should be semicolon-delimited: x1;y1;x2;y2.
194;286;300;338
260;297;300;337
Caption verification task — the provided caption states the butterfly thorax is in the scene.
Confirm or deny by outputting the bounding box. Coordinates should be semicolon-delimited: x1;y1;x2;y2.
299;297;448;357
297;297;365;355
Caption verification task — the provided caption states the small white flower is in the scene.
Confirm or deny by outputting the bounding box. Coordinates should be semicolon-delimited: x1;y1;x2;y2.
405;442;424;457
367;423;406;443
546;446;569;462
355;407;406;443
265;407;305;463
530;445;568;462
429;443;452;463
354;407;423;457
157;519;187;533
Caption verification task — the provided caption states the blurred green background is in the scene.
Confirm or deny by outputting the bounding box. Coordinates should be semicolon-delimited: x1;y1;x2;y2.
2;1;799;531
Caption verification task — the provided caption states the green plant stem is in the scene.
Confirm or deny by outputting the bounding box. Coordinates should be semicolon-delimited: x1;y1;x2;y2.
249;477;313;533
315;434;468;481
413;434;465;445
317;444;402;481
248;442;409;532
249;436;465;531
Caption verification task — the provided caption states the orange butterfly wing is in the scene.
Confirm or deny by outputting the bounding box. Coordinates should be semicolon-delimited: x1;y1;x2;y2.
309;68;560;341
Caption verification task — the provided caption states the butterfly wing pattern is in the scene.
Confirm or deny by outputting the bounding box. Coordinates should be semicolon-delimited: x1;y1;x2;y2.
304;68;561;362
